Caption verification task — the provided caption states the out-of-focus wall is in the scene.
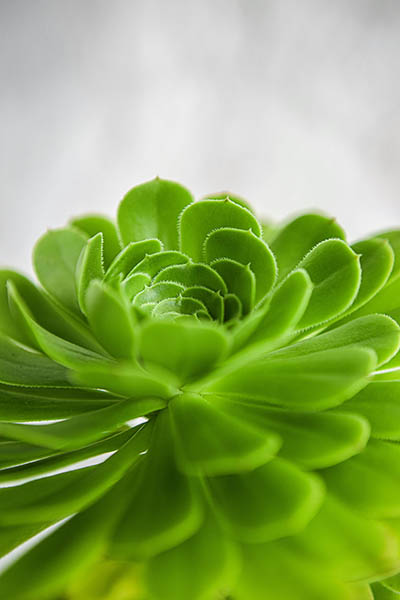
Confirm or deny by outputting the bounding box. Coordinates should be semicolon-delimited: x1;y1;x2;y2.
1;0;399;271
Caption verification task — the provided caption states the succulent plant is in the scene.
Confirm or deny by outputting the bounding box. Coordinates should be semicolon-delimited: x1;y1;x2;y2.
0;178;400;599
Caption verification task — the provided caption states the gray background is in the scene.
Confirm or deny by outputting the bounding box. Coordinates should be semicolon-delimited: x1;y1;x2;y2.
1;0;400;273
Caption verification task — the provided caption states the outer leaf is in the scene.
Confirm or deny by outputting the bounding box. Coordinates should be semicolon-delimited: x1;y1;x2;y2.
146;512;239;600
111;411;202;559
0;424;150;525
296;239;361;329
117;178;193;249
70;214;122;268
0;334;69;387
33;227;88;314
76;233;105;314
169;393;280;475
215;398;370;470
272;315;400;368
198;347;376;411
85;280;136;359
207;457;324;543
270;213;346;281
139;320;229;382
0;397;164;451
205;227;276;301
323;440;400;519
179;199;261;262
342;382;400;440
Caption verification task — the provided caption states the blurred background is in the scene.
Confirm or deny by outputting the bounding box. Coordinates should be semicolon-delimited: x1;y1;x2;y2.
1;0;399;272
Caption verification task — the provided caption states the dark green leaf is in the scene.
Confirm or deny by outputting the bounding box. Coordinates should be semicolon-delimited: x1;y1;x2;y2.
212;258;255;314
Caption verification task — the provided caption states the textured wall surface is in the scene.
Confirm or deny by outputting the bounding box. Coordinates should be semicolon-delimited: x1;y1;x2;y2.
1;0;399;271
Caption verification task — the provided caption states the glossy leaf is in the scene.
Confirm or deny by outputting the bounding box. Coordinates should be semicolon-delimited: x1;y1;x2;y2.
33;227;88;314
199;347;376;411
76;233;105;314
179;199;261;262
85;280;136;359
207;457;324;543
169;393;280;475
111;411;202;559
205;227;276;301
70;214;122;269
118;178;193;249
270;213;346;282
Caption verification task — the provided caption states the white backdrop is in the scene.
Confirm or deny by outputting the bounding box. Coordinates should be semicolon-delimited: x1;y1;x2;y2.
1;0;400;273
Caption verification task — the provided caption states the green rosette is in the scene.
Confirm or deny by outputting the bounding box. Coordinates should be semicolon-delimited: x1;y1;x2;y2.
0;178;400;600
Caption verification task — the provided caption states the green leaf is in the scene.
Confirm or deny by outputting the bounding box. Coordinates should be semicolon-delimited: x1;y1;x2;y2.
290;493;400;582
179;199;261;262
85;280;136;359
0;334;70;387
0;384;118;421
0;522;54;560
372;583;400;600
199;347;376;411
120;272;151;301
272;315;400;368
104;239;163;285
111;411;202;559
76;233;105;314
323;440;400;519
7;281;109;369
211;259;256;314
71;361;178;399
70;214;122;269
240;268;313;348
374;230;400;282
342;382;400;440
134;282;184;307
181;286;224;322
146;512;239;600
139;320;229;382
0;270;104;354
0;424;150;525
207;457;324;543
130;250;189;279
0;397;164;451
117;178;193;249
33;227;88;314
0;429;133;479
205;228;276;301
214;398;370;469
270;213;346;282
153;263;227;294
204;191;255;214
0;469;137;600
169;393;280;476
295;239;361;329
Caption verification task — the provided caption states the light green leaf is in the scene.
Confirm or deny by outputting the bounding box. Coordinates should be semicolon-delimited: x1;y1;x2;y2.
0;522;54;560
272;315;400;368
214;398;370;469
199;347;376;411
0;397;164;451
179;199;261;262
295;239;361;329
372;583;400;600
76;233;105;314
118;178;193;249
205;228;276;301
139;320;229;382
120;272;151;301
0;384;118;421
130;250;189;279
169;393;280;475
33;227;88;314
342;382;400;440
374;230;400;282
323;440;400;519
70;214;122;269
207;457;324;543
146;512;239;600
211;258;256;314
85;280;136;359
0;424;149;525
111;411;202;559
134;282;184;306
104;239;163;285
153;263;227;294
181;286;224;321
